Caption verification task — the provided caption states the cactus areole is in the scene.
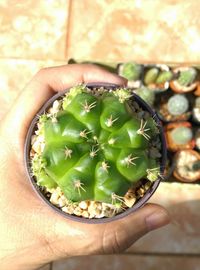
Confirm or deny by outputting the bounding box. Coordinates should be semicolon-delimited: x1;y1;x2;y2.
25;83;166;223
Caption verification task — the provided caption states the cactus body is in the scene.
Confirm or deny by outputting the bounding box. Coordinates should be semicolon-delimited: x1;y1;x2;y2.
167;94;189;116
156;71;173;84
32;86;159;204
120;63;142;81
144;68;159;85
177;68;197;86
170;126;193;145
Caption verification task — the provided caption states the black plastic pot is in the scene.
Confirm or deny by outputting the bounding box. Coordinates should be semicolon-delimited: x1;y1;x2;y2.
24;83;167;224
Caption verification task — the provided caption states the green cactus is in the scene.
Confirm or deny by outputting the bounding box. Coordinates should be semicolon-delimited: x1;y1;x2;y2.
155;71;173;84
31;85;160;204
144;68;159;85
170;126;193;145
120;63;142;81
167;94;189;116
177;68;197;86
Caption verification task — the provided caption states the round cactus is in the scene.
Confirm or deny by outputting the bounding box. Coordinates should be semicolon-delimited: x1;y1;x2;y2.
167;94;189;116
170;126;193;145
177;68;197;87
120;63;142;81
31;85;160;205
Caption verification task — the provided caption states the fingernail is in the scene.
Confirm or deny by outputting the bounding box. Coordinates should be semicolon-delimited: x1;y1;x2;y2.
145;210;171;231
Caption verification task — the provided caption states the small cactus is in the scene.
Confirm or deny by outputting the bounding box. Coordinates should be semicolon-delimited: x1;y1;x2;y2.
167;94;189;116
155;71;173;84
177;68;197;87
174;150;200;182
31;85;160;205
144;68;159;85
120;63;142;81
170;126;193;145
144;67;173;85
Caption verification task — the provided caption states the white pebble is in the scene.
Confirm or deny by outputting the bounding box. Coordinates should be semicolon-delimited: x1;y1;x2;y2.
74;207;82;216
124;197;136;208
50;192;60;205
58;198;66;207
82;211;89;218
79;201;88;210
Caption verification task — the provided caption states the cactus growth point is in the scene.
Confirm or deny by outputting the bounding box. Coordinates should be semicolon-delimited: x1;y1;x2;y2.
30;85;161;209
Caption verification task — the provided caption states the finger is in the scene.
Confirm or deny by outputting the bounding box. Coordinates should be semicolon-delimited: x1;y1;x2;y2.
101;204;170;254
46;203;170;259
4;64;127;146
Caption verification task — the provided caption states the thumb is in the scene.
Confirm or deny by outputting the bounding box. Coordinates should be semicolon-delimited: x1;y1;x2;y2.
101;203;170;254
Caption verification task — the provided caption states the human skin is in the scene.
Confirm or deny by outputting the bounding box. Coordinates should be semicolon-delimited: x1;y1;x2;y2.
0;64;170;270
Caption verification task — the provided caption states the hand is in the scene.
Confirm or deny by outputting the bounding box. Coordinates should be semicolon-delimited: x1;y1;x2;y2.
0;64;170;270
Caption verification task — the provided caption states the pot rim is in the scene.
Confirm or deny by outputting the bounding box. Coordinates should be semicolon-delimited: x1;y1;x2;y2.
24;82;167;224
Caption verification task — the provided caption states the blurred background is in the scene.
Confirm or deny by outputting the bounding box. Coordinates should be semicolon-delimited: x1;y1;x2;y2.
0;1;200;269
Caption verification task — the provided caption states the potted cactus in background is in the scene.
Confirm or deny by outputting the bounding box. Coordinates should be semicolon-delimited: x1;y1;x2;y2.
156;93;192;122
165;122;195;152
143;65;173;92
170;67;198;93
118;62;143;88
173;150;200;183
25;84;165;222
